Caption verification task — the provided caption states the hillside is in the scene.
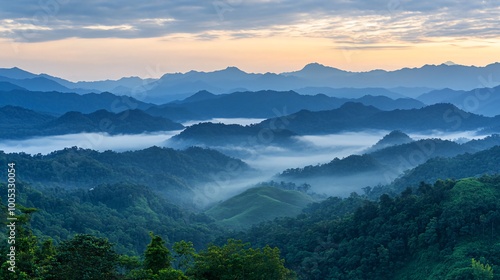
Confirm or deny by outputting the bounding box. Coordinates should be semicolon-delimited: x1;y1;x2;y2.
417;86;500;116
365;130;414;152
227;176;500;279
0;89;153;115
169;122;298;148
206;186;315;229
41;109;183;134
0;146;250;207
260;102;495;134
0;182;222;255
279;135;500;194
0;108;183;139
385;145;500;194
0;105;56;128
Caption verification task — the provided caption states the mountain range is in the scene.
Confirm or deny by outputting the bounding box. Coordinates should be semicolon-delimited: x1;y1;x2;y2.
260;102;498;135
279;132;500;194
147;90;425;121
417;85;500;116
1;62;499;104
0;89;153;115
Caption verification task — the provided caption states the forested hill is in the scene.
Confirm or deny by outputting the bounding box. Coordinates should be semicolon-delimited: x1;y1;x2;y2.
0;107;184;139
384;145;500;194
227;176;500;279
169;122;298;147
0;146;250;206
259;102;496;134
279;135;500;184
0;181;223;256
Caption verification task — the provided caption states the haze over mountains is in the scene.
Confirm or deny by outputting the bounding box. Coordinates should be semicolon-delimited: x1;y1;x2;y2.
1;62;500;216
1;62;499;104
3;62;500;279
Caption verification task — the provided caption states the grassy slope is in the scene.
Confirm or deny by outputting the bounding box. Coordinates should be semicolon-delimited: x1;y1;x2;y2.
206;186;315;229
393;178;500;280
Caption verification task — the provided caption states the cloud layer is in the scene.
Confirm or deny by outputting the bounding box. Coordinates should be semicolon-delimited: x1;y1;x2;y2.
1;0;499;46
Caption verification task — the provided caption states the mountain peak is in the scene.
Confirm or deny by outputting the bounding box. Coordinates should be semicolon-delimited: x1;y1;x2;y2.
181;90;217;103
219;66;246;75
225;66;242;71
283;62;346;77
443;61;458;66
303;62;327;69
0;67;38;80
339;101;379;111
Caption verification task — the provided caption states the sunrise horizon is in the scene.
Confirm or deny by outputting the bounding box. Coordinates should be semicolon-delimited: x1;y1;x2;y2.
1;1;499;81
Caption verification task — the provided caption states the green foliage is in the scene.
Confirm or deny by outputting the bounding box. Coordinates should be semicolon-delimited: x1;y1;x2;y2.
144;233;173;274
0;182;224;255
156;268;189;280
471;258;494;280
206;186;315;229
388;146;500;194
0;209;40;279
172;240;195;272
45;234;119;280
227;176;500;279
0;146;249;207
189;239;295;280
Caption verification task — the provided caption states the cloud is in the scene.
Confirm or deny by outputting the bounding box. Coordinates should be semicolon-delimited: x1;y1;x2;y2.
0;0;499;47
0;131;181;155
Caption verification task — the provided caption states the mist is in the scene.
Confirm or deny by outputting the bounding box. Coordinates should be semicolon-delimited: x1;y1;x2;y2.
179;131;392;204
409;130;488;142
1;124;490;202
0;131;181;155
182;118;265;127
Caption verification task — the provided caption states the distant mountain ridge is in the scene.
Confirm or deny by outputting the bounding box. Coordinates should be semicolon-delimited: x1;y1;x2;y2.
2;63;499;104
148;90;425;121
417;85;500;116
0;90;154;115
260;102;496;134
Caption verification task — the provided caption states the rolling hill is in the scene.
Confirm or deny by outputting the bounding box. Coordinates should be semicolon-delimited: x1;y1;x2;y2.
205;186;315;229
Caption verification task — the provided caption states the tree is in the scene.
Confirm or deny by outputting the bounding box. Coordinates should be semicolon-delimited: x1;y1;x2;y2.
46;234;118;280
190;239;295;280
144;233;173;274
471;258;493;280
0;207;39;279
172;240;195;272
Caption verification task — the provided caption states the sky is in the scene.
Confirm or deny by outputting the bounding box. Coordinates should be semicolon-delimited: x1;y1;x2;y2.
0;0;499;81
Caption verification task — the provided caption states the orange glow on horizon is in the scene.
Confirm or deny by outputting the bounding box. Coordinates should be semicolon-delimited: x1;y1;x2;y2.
0;35;498;82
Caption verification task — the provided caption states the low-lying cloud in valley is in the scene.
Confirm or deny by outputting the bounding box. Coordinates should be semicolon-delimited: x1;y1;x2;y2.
0;131;181;155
